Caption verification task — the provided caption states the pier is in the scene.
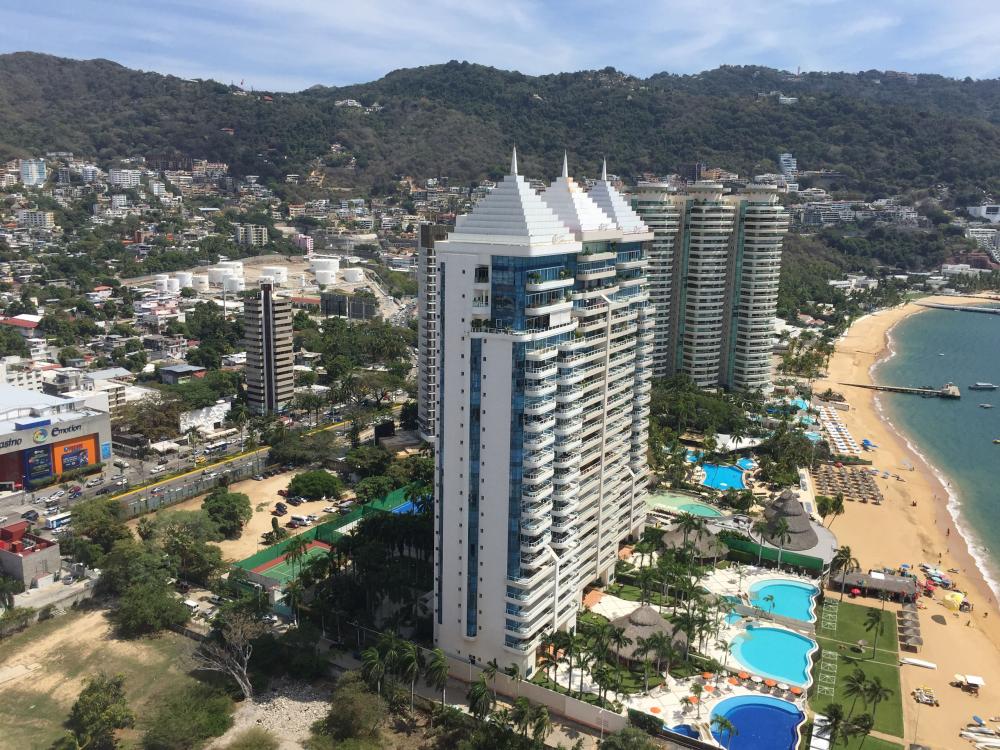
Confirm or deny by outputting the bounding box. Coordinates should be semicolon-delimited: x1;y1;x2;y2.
839;382;961;399
914;301;1000;315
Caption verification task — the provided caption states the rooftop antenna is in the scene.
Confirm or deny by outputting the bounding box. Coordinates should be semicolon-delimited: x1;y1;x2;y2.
601;157;608;181
562;151;569;179
510;146;518;176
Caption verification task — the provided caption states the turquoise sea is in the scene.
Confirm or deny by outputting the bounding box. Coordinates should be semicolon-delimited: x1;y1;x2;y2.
873;306;1000;591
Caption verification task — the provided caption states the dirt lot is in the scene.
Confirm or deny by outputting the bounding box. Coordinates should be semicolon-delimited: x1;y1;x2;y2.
127;470;355;562
0;608;200;748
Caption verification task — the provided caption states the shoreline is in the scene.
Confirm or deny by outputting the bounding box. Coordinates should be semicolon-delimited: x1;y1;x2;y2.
871;306;1000;603
814;294;1000;747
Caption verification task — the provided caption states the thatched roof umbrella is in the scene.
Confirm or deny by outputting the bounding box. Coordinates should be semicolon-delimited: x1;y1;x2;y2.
610;605;688;662
661;523;729;561
762;490;819;551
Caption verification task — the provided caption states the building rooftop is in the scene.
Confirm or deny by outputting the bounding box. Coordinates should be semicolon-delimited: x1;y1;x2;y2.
587;160;651;237
540;153;619;240
450;147;577;249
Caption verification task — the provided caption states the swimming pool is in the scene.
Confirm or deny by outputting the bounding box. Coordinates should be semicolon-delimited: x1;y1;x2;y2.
804;431;822;443
646;492;724;517
736;457;756;471
710;695;805;750
729;625;816;685
749;580;819;622
702;463;746;491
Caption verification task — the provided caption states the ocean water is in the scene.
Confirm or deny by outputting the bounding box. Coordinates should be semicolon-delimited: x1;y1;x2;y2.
873;307;1000;593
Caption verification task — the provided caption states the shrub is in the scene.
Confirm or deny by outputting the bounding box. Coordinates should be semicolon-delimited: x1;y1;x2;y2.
224;727;279;750
143;683;234;750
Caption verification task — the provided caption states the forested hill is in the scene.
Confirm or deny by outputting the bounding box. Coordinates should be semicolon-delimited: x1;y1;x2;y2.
4;52;1000;198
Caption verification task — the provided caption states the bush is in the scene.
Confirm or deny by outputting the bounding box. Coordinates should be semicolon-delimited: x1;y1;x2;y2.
113;581;191;637
143;683;234;750
224;727;280;750
203;489;252;538
288;470;343;500
320;672;385;741
627;708;663;736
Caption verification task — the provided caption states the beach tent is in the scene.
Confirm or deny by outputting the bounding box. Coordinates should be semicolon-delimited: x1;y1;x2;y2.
943;591;966;610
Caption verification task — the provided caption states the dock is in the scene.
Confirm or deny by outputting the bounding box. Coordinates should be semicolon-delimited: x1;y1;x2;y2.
914;301;1000;315
839;382;961;399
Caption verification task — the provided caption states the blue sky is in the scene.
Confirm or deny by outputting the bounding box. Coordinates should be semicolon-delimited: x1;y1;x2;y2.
2;0;1000;91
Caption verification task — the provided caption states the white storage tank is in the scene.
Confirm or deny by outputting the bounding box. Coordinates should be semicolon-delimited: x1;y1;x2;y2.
261;265;288;283
311;257;340;273
208;266;235;284
223;276;246;293
342;267;365;283
166;278;181;294
218;260;244;273
315;269;337;286
191;274;210;291
154;278;168;292
175;271;193;288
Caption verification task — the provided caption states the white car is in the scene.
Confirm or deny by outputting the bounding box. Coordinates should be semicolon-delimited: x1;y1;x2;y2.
322;506;337;513
53;490;65;499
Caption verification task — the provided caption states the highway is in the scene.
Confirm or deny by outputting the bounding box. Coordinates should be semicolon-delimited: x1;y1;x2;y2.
0;402;402;532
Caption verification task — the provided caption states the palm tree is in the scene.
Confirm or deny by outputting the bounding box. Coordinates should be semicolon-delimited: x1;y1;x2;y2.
864;676;893;725
396;641;422;712
483;658;499;700
843;713;875;747
505;663;522;698
711;714;738;749
530;704;552;743
283;535;311;579
675;512;707;547
467;676;494;720
821;703;846;745
361;646;386;696
864;607;885;659
689;682;704;719
751;520;769;564
511;696;532;736
831;546;860;602
772;517;791;568
763;593;776;615
572;636;592;697
645;631;673;676
634;636;653;693
424;648;449;710
842;668;869;719
608;625;632;668
636;567;657;605
537;643;560;685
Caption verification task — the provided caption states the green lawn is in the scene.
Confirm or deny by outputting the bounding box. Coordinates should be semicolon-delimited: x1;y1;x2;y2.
810;600;904;739
809;644;904;738
819;599;898;653
0;608;207;748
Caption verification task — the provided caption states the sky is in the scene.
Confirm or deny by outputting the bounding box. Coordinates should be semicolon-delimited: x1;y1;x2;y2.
2;0;1000;91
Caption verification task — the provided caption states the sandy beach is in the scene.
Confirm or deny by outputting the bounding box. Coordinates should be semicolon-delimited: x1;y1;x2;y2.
813;294;1000;748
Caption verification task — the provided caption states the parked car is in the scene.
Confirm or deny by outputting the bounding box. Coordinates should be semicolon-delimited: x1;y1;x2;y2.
21;510;39;521
287;497;303;507
95;487;115;496
70;485;82;493
277;489;289;497
253;475;265;481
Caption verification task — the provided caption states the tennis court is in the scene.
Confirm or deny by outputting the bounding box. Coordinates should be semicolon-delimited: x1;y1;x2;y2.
249;540;331;584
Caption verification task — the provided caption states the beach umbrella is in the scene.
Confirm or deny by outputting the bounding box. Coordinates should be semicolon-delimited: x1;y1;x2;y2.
728;676;741;686
789;686;803;696
943;591;965;610
649;706;661;714
900;563;911;569
974;715;986;727
687;695;700;704
751;675;764;684
702;672;715;681
764;678;778;688
851;588;862;596
738;671;750;680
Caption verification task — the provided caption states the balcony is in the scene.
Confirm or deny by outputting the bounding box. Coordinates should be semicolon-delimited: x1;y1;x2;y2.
523;448;554;469
521;533;551;555
521;498;553;520
525;362;558;379
522;481;553;502
522;465;554;485
524;431;555;452
523;397;556;416
524;415;556;434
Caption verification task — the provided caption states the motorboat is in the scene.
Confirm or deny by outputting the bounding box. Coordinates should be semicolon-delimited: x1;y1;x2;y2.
970;382;999;390
980;404;994;409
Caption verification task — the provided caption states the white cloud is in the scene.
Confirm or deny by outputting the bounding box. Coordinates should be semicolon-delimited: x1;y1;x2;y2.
2;0;1000;88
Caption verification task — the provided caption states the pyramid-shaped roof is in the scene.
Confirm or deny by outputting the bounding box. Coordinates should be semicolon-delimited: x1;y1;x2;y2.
588;159;649;236
540;153;618;238
763;489;819;551
451;147;574;247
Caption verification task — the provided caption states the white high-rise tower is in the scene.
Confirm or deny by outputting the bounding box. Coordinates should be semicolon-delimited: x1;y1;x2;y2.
431;151;653;673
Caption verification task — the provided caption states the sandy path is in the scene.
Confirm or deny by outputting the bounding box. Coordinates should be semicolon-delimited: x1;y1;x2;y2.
815;295;1000;748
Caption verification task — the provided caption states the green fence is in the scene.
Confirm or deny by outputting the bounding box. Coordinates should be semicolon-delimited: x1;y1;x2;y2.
234;486;411;572
720;533;825;573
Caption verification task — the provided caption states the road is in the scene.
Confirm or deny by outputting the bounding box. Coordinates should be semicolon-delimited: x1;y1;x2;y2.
0;403;402;534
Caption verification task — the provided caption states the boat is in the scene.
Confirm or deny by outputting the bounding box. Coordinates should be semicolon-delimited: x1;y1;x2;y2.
970;382;999;391
981;404;994;409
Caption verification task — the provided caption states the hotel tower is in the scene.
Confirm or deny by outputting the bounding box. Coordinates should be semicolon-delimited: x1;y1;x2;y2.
430;151;653;672
629;182;788;391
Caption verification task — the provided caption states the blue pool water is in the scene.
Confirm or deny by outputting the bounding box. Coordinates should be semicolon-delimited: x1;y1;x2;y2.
736;457;756;470
392;500;417;514
730;625;815;685
702;464;746;491
678;502;723;517
711;695;805;750
667;724;699;739
804;431;822;443
790;397;810;411
685;450;701;463
749;580;819;622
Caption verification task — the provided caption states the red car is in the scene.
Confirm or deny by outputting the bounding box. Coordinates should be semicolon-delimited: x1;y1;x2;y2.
278;489;288;497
